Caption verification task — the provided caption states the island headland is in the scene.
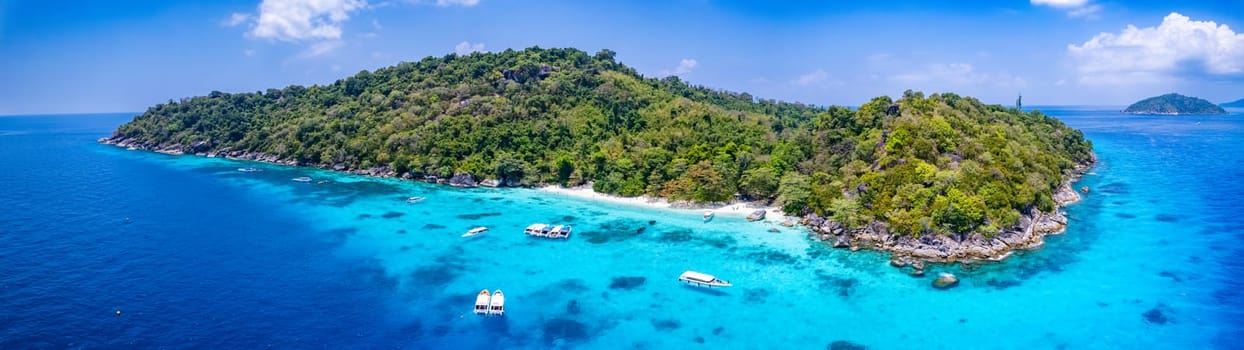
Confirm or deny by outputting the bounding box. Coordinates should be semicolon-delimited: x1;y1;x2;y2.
1221;98;1244;109
1123;93;1227;115
101;47;1095;267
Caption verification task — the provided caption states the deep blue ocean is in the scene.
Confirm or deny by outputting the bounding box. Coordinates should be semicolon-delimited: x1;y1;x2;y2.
2;108;1242;349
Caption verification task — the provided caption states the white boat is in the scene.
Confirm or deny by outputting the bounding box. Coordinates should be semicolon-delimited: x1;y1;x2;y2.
488;290;505;316
524;223;551;237
462;227;488;237
679;270;732;287
525;223;571;239
406;196;425;203
292;177;312;182
238;167;259;172
547;225;572;238
473;289;490;315
703;210;714;221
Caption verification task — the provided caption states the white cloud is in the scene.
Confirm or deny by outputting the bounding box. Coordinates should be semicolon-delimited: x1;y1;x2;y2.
223;13;252;27
1068;12;1244;85
658;58;699;77
454;41;486;55
435;0;479;6
793;69;830;86
249;0;367;42
890;63;1027;88
1067;4;1101;18
673;59;698;75
300;40;344;57
1032;0;1101;19
1031;0;1088;8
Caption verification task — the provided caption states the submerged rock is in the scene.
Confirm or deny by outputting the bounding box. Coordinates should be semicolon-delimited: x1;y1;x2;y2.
1142;307;1169;324
932;273;959;290
828;340;868;350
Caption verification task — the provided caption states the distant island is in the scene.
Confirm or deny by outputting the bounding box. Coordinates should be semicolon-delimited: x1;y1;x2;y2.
1222;98;1244;108
1123;93;1227;115
102;47;1094;266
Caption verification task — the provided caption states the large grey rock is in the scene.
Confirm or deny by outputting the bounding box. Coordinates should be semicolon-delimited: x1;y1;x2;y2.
448;173;477;188
746;210;766;222
832;235;850;248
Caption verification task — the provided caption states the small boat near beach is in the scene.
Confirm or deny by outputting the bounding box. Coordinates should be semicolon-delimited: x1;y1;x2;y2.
703;210;714;221
525;223;572;239
462;227;488;237
292;176;312;182
406;196;425;203
679;270;732;288
488;290;505;316
473;289;490;315
238;167;259;172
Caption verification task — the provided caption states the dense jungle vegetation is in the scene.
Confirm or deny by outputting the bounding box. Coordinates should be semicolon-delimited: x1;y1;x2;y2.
112;47;1093;237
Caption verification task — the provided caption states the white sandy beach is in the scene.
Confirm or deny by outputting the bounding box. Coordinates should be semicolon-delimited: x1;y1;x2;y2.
535;184;791;222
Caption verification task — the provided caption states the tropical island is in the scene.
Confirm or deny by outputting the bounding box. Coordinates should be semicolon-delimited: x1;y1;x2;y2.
102;47;1094;266
1123;93;1227;115
1222;98;1244;108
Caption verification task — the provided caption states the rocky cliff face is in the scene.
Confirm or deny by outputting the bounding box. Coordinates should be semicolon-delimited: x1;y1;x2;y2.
802;159;1093;267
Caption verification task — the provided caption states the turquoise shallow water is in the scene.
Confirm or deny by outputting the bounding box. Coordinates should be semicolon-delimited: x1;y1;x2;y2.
2;109;1242;349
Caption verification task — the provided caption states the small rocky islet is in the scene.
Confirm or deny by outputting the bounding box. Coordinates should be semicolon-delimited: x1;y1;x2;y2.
1123;93;1227;115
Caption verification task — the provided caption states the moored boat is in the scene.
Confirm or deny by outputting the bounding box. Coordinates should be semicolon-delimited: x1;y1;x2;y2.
703;210;714;221
292;176;312;182
406;196;425;203
525;223;571;239
679;270;732;287
524;223;550;237
473;289;490;315
488;290;505;316
548;225;572;238
238;167;259;172
462;227;488;237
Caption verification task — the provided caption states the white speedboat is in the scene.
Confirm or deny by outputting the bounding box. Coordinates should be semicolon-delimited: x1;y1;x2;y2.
292;177;312;182
473;289;490;315
488;290;505;316
406;196;425;203
679;270;732;287
238;167;259;172
462;227;488;237
703;210;714;221
526;223;571;239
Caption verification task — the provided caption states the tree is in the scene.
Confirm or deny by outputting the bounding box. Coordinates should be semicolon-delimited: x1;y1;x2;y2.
739;166;779;200
493;154;527;185
776;172;811;213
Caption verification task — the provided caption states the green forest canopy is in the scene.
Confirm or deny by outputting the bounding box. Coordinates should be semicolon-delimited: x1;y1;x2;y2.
112;47;1093;237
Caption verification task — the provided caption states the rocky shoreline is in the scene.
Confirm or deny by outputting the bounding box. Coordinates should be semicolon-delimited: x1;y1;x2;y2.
801;158;1095;271
100;136;482;186
102;136;1095;270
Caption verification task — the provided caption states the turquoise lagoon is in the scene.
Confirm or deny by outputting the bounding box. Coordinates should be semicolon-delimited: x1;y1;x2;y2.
1;108;1241;349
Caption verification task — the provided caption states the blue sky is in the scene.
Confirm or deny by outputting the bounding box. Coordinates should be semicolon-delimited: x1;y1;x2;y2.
1;0;1242;114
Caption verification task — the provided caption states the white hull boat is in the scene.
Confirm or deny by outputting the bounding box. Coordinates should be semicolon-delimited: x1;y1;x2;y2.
488;290;505;316
462;227;488;237
473;289;490;315
679;270;732;287
525;223;572;239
